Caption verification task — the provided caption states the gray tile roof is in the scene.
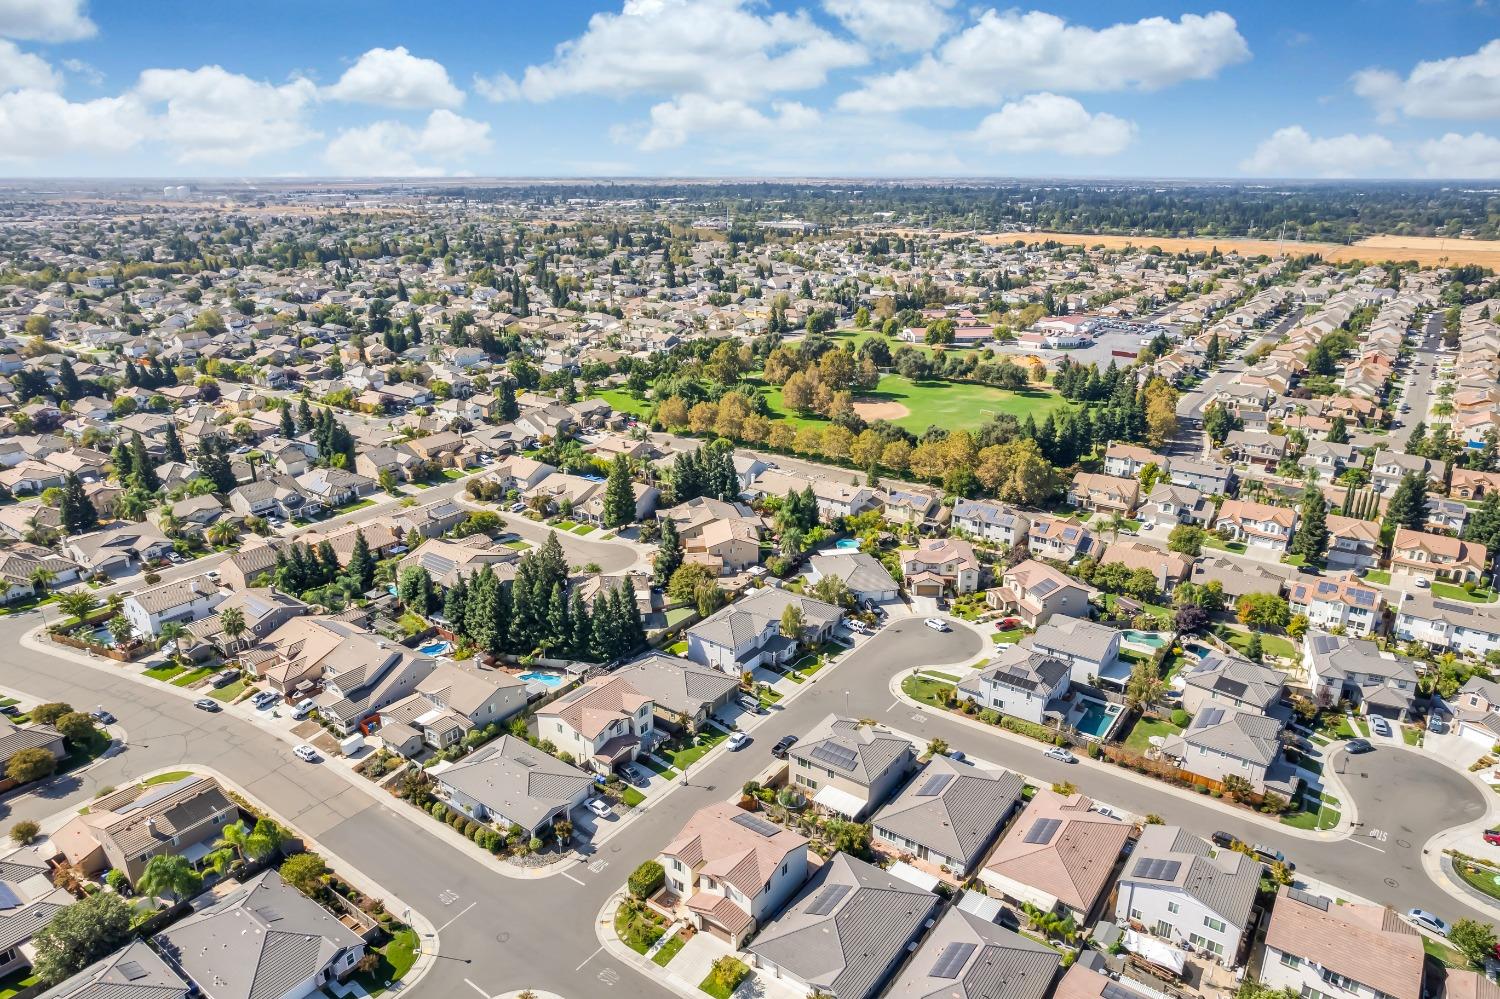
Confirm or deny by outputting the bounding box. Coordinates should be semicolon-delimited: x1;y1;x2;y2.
871;756;1023;870
808;552;899;596
1183;652;1284;713
37;939;190;999
887;906;1058;999
434;735;595;830
688;586;843;651
1121;826;1259;930
789;718;913;790
748;853;938;999
614;653;739;717
1173;705;1283;766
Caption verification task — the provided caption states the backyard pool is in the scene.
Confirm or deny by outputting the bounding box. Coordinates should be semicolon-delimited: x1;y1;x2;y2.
89;626;117;647
417;640;452;656
1072;698;1125;739
835;538;861;550
1120;630;1168;649
519;671;565;688
1183;643;1212;659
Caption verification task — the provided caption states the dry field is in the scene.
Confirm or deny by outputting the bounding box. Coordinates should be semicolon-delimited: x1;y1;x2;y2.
852;399;911;421
975;230;1500;268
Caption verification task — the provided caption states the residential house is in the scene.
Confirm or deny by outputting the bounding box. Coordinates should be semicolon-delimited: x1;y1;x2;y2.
64;522;172;576
1425;496;1471;536
1160;705;1287;793
685;587;843;674
153;870;366;999
1115;825;1260;962
1258;888;1422;999
1180;650;1285;718
1390;528;1488;583
1141;484;1210;529
0;716;65;784
1452;468;1500;500
308;628;437;733
787;716;915;820
658;801;809;947
1052;960;1158;999
398;537;518;588
1096;540;1191;595
807;551;900;604
431;735;596;836
1224;430;1287;469
952;498;1031;547
1326;515;1382;572
122;575;226;639
294;467;377;508
0;544;81;604
979;789;1130;923
681;518;760;576
613;653;740;732
1168;456;1233;495
186;587;308;653
34;940;190;999
886;907;1058;999
1024;617;1124;689
1103;443;1165;480
51;775;238;883
1303;633;1420;720
377;663;528;753
227;476;318;521
1068;472;1140;517
1394;591;1500;659
1287;573;1384;638
535;674;655;774
0;850;74;978
1027;516;1093;562
902;537;982;597
871;755;1024;876
1213;498;1296;553
1372;449;1446;496
747;853;938;999
987;559;1097;628
956;645;1072;725
1299;440;1364;482
882;485;943;527
1451;677;1500;746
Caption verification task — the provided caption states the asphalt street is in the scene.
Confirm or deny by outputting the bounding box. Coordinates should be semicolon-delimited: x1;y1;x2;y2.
0;594;1492;994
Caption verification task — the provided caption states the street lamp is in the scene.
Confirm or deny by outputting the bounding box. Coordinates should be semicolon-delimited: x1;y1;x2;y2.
843;689;850;717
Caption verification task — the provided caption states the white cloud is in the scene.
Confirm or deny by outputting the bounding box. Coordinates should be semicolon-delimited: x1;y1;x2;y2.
472;72;519;103
1241;126;1397;178
837;9;1249;112
326;46;463;109
823;0;954;52
133;66;320;163
1418;131;1500;177
0;88;143;159
970;93;1135;155
510;0;866;102
324;109;491;176
0;38;56;90
632;95;819;150
1354;40;1500;120
0;0;95;42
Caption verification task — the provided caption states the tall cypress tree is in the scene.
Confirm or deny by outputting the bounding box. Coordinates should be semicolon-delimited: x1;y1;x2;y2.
279;404;296;440
568;588;592;657
1290;487;1329;566
59;473;98;533
130;432;159;492
602;455;636;529
1383;472;1428;535
654;517;682;586
347;530;374;591
163;422;186;464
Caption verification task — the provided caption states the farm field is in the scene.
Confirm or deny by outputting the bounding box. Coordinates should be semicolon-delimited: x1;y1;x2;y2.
975;231;1500;268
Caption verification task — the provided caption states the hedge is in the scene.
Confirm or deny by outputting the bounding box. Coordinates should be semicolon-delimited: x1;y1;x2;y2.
628;860;665;899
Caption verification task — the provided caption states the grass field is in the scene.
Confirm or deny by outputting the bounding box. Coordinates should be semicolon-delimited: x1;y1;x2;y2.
143;663;187;682
171;666;215;687
976;230;1500;268
903;674;954;707
1124;715;1183;753
661;728;728;770
143;770;194;786
210;678;247;701
350;928;420;997
596;388;650;418
759;373;1073;434
1431;581;1497;603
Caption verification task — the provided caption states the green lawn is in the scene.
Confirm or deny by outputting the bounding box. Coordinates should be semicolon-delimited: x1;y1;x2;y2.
595;388;651;419
502;539;532;550
665;639;689;655
903;674;954;707
1403;725;1422;746
620;785;646;807
1204;537;1247;554
350;927;420;997
663;606;695;627
1281;796;1341;831
757;686;783;708
1222;628;1297;660
992;628;1027;645
922;671;962;683
143;663;187;682
143;770;195;786
570;523;597;535
170;666;215;687
0;968;41;999
210;678;248;702
1124;715;1183;753
786;653;825;682
653;930;689;966
637;755;679;781
662;728;728;770
332;497;378;515
1364;570;1391;584
1422;934;1471;969
1455;858;1500;902
438;468;470;481
757;372;1075;435
1431;581;1498;603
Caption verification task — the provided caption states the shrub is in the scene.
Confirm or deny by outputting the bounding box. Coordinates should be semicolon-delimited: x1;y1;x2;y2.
143;572;162;584
707;956;750;995
7;747;56;784
8;820;39;846
430;803;446;820
1086;743;1101;758
463;819;479;838
1170;709;1191;728
628;860;665;899
105;868;131;895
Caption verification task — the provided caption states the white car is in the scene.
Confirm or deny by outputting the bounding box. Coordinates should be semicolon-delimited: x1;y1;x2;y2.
1414;576;1431;589
292;744;319;763
587;798;612;819
1043;746;1076;764
727;732;750;751
924;618;949;632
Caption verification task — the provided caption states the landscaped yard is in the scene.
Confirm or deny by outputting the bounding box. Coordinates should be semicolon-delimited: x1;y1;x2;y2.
1220;627;1297;660
902;674;954;708
1431;581;1498;603
619;785;646;807
1123;715;1183;753
1204;536;1247;554
637;755;678;781
1455;857;1500;902
595;388;651;419
332;497;378;515
170;666;215;687
1421;933;1471;968
1364;569;1391;584
143;663;187;682
665;639;689;655
210;678;248;701
662;606;695;627
653;930;689;966
785;652;826;683
570;523;598;535
756;372;1075;435
502;539;532;550
1282;792;1341;831
144;770;195;786
661;728;729;770
555;519;579;530
992;628;1027;645
0;968;41;999
350;927;420;997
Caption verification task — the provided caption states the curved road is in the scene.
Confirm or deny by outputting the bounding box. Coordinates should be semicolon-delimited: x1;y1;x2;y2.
0;606;1491;995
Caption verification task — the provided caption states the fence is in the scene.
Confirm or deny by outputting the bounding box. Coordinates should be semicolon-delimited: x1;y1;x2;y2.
1097;742;1266;805
50;631;149;662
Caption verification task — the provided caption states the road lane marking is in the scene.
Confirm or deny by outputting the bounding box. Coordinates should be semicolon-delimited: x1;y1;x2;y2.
887;699;900;713
464;979;489;998
1349;838;1385;853
561;871;585;885
576;945;604;971
436;900;476;932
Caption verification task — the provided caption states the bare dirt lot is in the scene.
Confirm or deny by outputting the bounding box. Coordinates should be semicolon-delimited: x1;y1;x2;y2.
853;399;911;421
974;231;1500;268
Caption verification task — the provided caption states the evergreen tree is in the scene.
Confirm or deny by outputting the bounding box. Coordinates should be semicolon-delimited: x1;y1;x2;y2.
347;530;375;592
1327;415;1348;445
163;422;186;464
1383;472;1428;534
444;577;469;637
111;440;134;484
130;432;159;492
1290;486;1329;566
602;455;636;529
654;517;683;586
316;541;340;580
279;405;296;440
467;568;498;652
297;398;314;434
196;435;236;493
59;473;98;533
57;360;81;401
1204;331;1221;367
568;588;592;657
1246;632;1263;662
499;379;518;420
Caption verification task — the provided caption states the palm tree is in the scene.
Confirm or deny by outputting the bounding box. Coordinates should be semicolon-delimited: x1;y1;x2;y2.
215;817;284;864
158;621;188;663
219;607;247;653
56;591;100;621
780;526;805;558
27;567;56;597
137;853;202;902
206;521;237;548
1105;512;1127;542
106;613;134;648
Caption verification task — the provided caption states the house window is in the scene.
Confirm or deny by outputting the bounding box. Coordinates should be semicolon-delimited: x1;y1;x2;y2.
1153;920;1173;938
1167;902;1180;914
1189;933;1224;956
1203;916;1226;933
1319;970;1357;991
1280;953;1302;969
1129;908;1143;921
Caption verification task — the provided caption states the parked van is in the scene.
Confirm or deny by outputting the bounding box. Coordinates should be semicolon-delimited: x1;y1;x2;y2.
291;698;317;720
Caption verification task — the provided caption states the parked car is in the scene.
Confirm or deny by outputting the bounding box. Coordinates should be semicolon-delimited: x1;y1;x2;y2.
1344;738;1374;754
1484;830;1500;847
205;569;220;582
193;699;221;713
771;734;798;759
623;764;649;786
91;707;116;724
1407;909;1449;936
210;668;240;689
1414;576;1431;589
1210;830;1236;849
290;698;316;720
947;750;966;763
587;798;612;819
1253;844;1293;869
292;744;319;763
1370;716;1392;737
924;617;949;632
1043;746;1076;764
1428;717;1448;734
727;732;750;751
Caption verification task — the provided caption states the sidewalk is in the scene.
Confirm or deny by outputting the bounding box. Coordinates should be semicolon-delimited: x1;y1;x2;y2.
1421;767;1500;918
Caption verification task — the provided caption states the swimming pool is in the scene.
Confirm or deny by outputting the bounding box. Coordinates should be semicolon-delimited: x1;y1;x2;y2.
89;626;117;647
1183;643;1212;659
835;538;861;550
519;671;564;688
1074;698;1124;739
418;640;452;656
1120;630;1167;649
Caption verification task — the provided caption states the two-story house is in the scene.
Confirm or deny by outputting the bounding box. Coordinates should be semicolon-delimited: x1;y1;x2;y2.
1068;472;1140;517
1259;888;1422;999
1115;825;1260;963
376;664;528;754
986;559;1097;628
52;775;239;885
1141;483;1210;529
536;674;655;774
1390;528;1488;584
1160;704;1287;793
1180;649;1285;718
1287;573;1385;638
1372;449;1446;496
432;735;596;836
1395;591;1500;659
951;497;1031;547
1168;456;1234;495
901;537;981;597
1023;616;1123;688
1224;430;1287;469
1299;440;1364;482
310;630;438;734
1452;676;1500;746
659;801;809;947
1303;633;1420;720
1213;498;1297;553
1027;516;1093;562
871;755;1024;876
1102;443;1165;480
1325;515;1382;572
980;789;1130;923
122;575;226;639
956;645;1073;725
787;716;914;820
685;587;844;674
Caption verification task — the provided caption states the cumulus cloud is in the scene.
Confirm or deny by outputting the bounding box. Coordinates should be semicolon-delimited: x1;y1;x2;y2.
823;0;954;52
970;93;1135;155
837;9;1249;112
133;66;320;163
1418;131;1500;178
0;0;95;42
506;0;866;102
1354;40;1500;120
0;38;56;91
631;95;819;150
326;46;464;109
472;72;519;103
324;109;491;176
1241;126;1397;178
0;89;143;158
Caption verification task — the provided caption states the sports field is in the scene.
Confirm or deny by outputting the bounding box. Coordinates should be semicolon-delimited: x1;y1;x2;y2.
762;373;1074;434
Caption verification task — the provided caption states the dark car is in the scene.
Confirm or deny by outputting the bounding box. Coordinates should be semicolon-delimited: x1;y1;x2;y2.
91;708;116;725
1345;738;1374;754
771;734;798;760
1210;830;1236;849
193;699;221;713
210;668;240;689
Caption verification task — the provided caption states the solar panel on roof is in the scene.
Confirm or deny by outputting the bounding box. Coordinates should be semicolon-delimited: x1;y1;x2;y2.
1102;983;1139;999
930;941;977;979
1022;817;1062;844
117;961;148;982
1288;888;1330;911
810;742;859;772
805;882;852;916
254;905;283;923
1132;858;1182;881
1214;678;1248;698
731;812;781;838
1199;707;1224;727
915;773;954;797
0;883;20;911
1032;578;1060;598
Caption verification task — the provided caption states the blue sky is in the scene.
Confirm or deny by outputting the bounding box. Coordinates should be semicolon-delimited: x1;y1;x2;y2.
0;0;1495;178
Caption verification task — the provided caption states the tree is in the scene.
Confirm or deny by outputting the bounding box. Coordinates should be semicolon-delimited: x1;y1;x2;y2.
31;892;133;985
8;820;38;845
1290;487;1328;566
58;473;98;533
30;702;72;726
1327;415;1348;444
1236;592;1290;629
279;852;328;896
1245;632;1264;662
347;529;375;591
1287;614;1310;640
1450;917;1498;968
56;591;99;622
653;516;682;586
53;712;96;743
8;747;57;785
602;454;636;529
1124;657;1163;711
1221;773;1254;801
1383;471;1428;535
780;603;805;643
158;620;188;663
218;817;285;863
28;566;56;596
1167;524;1205;556
138;853;202;902
220;606;247;651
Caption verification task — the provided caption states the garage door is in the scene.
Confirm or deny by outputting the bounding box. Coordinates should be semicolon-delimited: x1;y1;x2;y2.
704;920;733;943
